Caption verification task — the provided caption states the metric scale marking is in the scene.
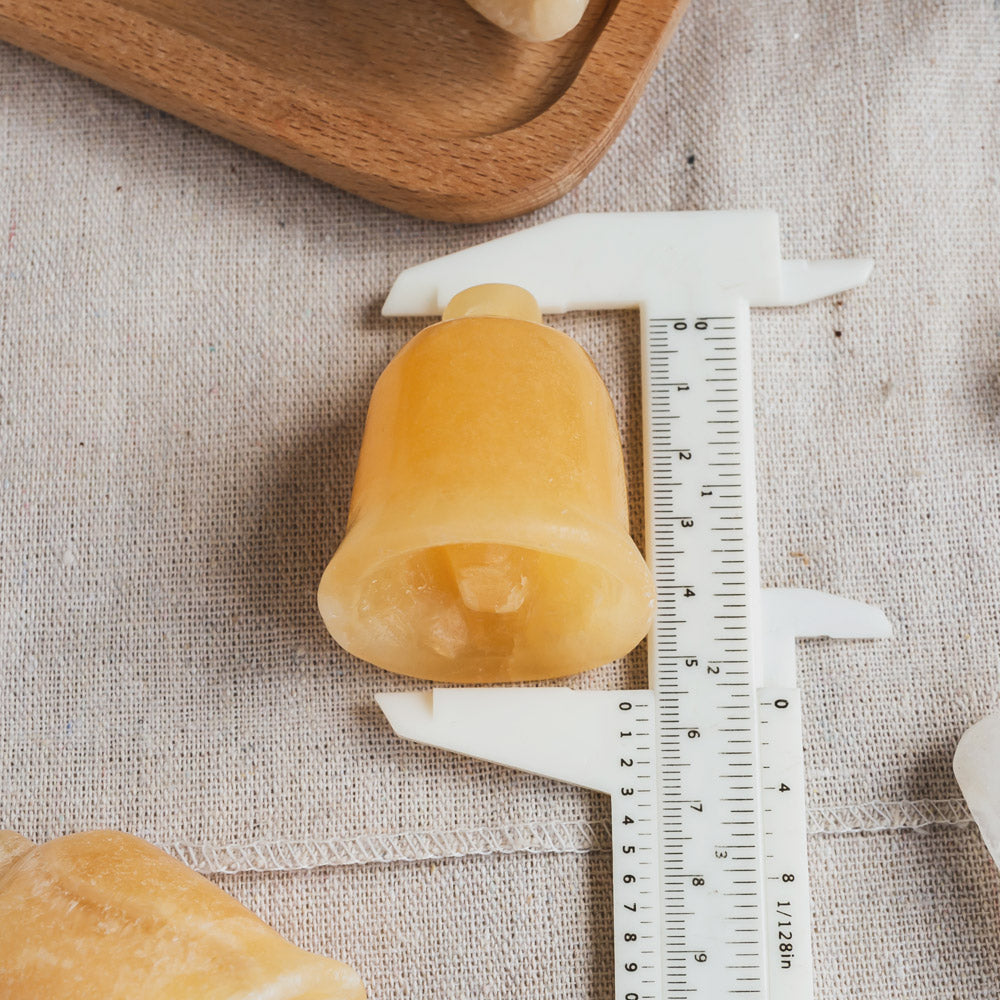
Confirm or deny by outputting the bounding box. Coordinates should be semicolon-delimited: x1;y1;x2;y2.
644;307;766;1000
374;212;892;1000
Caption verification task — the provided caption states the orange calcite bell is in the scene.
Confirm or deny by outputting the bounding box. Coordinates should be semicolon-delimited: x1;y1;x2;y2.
318;284;654;683
0;829;366;1000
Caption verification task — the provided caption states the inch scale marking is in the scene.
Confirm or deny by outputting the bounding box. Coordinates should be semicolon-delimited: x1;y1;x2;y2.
374;212;892;1000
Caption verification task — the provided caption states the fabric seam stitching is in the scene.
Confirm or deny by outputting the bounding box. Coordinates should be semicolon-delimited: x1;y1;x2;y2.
163;798;975;875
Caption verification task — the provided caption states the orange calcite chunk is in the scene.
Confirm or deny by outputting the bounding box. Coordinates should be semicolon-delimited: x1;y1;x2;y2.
318;284;654;683
0;829;366;1000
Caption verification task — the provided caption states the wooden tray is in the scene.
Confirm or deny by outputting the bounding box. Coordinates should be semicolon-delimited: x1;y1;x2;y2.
0;0;688;222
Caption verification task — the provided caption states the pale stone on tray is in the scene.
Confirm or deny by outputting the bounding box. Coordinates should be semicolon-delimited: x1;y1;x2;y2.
465;0;589;41
954;709;1000;869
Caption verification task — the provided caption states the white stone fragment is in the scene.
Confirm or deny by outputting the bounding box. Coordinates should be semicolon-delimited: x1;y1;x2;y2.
954;709;1000;869
464;0;589;41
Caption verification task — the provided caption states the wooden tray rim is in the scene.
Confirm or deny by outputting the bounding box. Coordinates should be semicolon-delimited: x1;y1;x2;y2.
0;0;689;220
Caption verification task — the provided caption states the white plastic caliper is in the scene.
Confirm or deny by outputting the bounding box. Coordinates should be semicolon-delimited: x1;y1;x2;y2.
376;212;891;1000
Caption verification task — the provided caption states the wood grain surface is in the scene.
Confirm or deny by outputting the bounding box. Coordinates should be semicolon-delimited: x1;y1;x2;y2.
0;0;689;222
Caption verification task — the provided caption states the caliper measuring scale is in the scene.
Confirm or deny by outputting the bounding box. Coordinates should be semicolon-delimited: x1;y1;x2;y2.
375;212;891;1000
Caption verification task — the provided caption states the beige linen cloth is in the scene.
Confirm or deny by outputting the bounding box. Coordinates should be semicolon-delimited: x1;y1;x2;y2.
2;1;999;996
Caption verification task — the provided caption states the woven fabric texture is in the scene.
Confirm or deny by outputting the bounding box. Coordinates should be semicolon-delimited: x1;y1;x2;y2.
2;1;999;997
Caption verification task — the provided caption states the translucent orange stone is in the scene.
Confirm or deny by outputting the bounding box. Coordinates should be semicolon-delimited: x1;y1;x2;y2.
0;830;366;1000
318;284;654;683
